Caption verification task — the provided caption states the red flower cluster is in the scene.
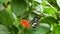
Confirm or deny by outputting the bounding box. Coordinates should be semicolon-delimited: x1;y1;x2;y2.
21;19;30;28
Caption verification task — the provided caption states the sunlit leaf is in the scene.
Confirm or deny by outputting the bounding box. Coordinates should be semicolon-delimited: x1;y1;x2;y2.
43;7;56;15
56;0;60;8
53;26;60;34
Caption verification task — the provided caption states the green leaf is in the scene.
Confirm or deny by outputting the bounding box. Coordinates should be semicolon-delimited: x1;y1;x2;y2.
28;12;38;21
43;7;56;15
47;0;57;5
47;0;59;10
0;9;14;28
11;25;18;34
0;4;5;11
20;12;29;19
11;0;27;16
0;24;11;34
41;1;47;6
34;1;39;7
40;16;57;24
53;26;60;34
22;26;50;34
32;26;50;34
0;0;9;4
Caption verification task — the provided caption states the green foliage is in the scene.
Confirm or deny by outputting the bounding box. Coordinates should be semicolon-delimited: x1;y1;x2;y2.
0;25;10;34
53;26;60;34
0;9;14;27
11;0;27;16
0;0;9;4
40;16;57;24
43;7;56;15
0;0;60;34
32;26;50;34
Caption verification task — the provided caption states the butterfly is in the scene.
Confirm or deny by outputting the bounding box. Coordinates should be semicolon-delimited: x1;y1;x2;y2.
31;16;41;30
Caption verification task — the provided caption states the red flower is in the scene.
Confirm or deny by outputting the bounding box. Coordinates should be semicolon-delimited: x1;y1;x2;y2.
21;19;30;28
